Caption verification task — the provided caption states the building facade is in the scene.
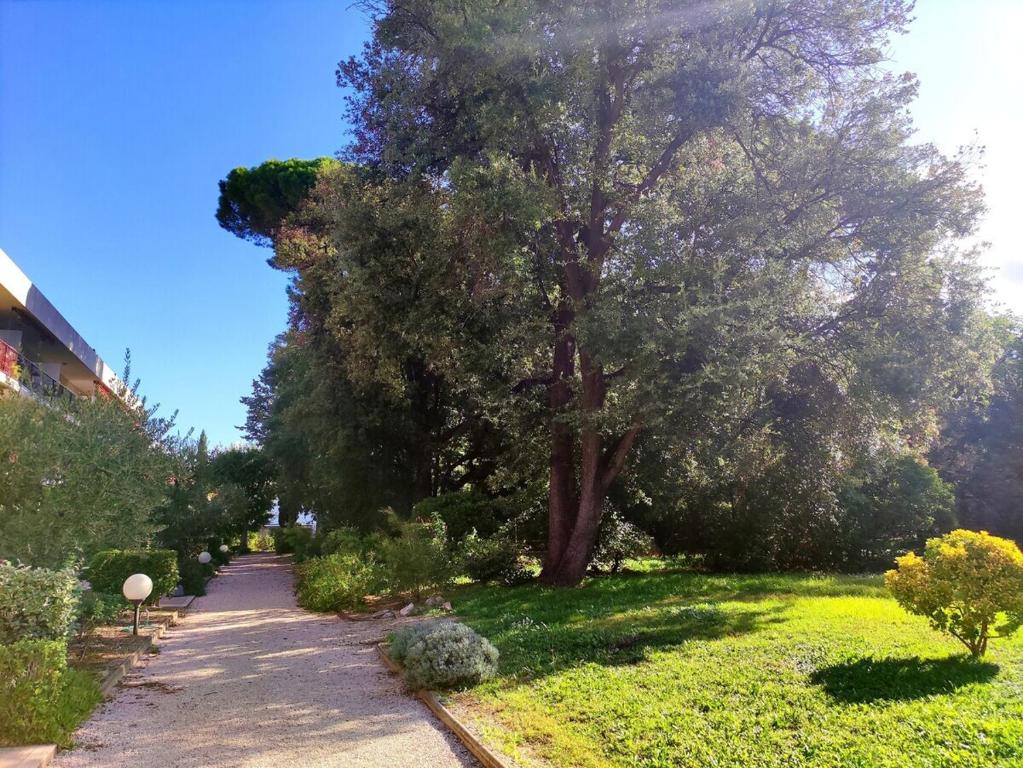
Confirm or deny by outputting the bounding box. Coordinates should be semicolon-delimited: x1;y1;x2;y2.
0;247;127;402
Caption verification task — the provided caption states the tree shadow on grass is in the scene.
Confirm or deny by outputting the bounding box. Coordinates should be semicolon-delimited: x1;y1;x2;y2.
485;602;787;681
810;655;999;703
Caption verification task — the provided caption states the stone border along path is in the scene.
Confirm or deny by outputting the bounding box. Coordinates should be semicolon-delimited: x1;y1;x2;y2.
55;553;478;768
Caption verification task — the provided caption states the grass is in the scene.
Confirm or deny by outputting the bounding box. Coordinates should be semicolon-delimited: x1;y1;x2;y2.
447;569;1023;768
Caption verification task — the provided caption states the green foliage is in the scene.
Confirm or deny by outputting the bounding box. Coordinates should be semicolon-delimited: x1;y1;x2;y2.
294;553;385;612
246;529;275;552
0;639;102;748
457;531;529;585
86;549;178;604
318;527;369;557
886;529;1023;657
333;0;988;585
156;431;238;560
380;521;453;600
839;456;957;569
388;619;449;664
658;448;957;572
177;558;210;597
210;447;276;549
76;592;125;635
414;492;510;542
933;328;1023;542
452;568;1022;767
274;525;317;560
0;381;178;568
216;158;339;246
592;508;655;574
395;620;499;691
0;563;80;644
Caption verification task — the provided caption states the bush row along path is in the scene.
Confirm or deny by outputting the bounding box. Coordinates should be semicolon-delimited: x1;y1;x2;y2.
56;553;477;768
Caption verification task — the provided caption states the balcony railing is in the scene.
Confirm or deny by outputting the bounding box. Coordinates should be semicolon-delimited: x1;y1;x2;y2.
0;337;77;403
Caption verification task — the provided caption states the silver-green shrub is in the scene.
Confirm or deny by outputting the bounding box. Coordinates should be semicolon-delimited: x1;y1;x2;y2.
0;562;81;644
389;618;451;663
401;621;499;690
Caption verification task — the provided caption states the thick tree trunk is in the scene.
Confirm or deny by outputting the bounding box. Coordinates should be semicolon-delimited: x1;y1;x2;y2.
541;340;640;586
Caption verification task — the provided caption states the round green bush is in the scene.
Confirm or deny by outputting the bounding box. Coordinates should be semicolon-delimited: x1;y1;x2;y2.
401;621;499;690
389;619;450;664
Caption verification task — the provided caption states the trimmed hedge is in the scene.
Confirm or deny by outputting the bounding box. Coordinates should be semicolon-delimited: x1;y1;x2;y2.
86;549;179;603
0;562;80;644
0;639;102;748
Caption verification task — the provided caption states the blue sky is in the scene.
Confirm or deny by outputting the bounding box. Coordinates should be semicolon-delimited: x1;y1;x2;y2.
1;1;1020;447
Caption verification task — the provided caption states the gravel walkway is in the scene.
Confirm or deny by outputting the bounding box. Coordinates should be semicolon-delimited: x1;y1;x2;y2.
56;553;477;768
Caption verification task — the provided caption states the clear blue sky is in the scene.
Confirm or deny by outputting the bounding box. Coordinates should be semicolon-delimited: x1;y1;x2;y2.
1;1;1019;447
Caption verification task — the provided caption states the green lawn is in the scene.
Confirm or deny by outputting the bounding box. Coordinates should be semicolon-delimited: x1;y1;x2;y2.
448;569;1023;768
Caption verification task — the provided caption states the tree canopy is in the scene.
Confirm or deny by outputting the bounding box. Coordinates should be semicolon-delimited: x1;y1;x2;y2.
216;158;339;247
226;0;999;585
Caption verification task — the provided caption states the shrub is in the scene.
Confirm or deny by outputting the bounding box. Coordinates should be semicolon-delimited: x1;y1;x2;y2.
275;525;317;561
400;621;499;690
209;541;231;567
86;549;179;604
381;521;453;600
389;619;451;664
886;529;1023;657
413;491;510;542
178;558;211;597
0;639;102;748
0;563;80;644
457;531;530;585
247;529;275;552
294;553;385;612
592;509;655;573
76;592;125;633
319;527;367;558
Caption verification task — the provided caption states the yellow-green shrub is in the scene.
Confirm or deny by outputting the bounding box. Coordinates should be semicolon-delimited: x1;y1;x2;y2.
886;529;1023;657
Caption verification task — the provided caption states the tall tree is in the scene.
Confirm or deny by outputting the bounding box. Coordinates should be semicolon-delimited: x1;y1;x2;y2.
933;326;1023;542
210;447;276;550
337;0;986;584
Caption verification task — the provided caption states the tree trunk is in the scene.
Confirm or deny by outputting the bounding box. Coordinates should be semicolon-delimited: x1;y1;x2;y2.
542;304;578;575
541;338;640;586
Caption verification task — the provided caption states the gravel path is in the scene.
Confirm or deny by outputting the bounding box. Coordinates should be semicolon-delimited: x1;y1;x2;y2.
56;553;477;768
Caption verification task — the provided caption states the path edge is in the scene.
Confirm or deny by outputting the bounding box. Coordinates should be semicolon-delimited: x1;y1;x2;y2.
376;643;512;768
98;607;181;698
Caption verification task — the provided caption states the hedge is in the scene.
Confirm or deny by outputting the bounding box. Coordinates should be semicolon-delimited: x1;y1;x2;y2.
86;549;179;603
0;562;80;644
0;639;102;748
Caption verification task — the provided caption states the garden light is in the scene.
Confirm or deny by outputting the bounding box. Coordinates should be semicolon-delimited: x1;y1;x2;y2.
122;573;153;636
219;544;229;553
198;551;212;565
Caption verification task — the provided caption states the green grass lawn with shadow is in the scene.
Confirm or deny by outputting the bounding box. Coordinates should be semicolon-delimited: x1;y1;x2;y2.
448;570;1023;768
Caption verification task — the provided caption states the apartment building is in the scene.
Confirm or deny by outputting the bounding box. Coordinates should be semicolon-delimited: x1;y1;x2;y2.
0;247;126;402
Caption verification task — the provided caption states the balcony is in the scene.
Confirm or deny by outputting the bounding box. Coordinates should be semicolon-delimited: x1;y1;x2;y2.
0;337;76;403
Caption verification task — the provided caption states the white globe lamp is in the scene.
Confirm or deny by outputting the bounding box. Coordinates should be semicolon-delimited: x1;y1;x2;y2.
219;544;229;554
198;551;212;565
122;574;154;636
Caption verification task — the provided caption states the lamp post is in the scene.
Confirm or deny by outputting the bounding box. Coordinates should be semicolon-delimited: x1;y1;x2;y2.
198;551;212;565
122;574;154;636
